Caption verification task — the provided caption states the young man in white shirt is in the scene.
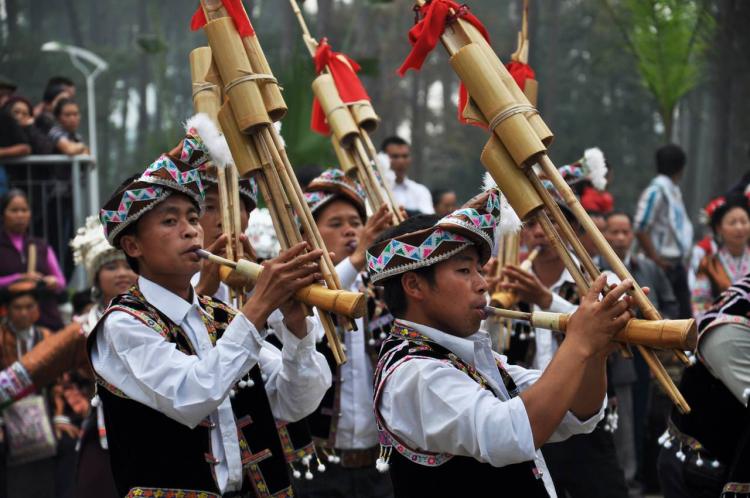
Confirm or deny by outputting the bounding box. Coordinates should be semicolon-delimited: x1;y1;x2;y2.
500;214;629;498
295;169;395;497
381;136;434;215
89;125;332;498
367;193;635;497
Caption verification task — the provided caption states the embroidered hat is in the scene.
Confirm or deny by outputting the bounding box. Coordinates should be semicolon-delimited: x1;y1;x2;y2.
558;147;608;191
304;168;367;219
99;116;220;247
366;190;503;283
70;216;126;286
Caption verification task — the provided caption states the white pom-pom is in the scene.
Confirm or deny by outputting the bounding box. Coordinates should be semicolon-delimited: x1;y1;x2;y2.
326;454;336;463
375;457;390;473
333;455;341;464
292;469;301;479
368;338;376;346
711;460;720;468
305;470;314;480
185;113;234;169
379;332;387;340
302;455;312;465
676;449;685;462
239;380;248;389
90;395;101;408
247;379;255;388
658;432;669;445
261;373;268;382
229;389;236;398
663;439;672;449
317;463;326;473
582;147;607;190
695;456;704;467
273;121;286;148
482;172;523;235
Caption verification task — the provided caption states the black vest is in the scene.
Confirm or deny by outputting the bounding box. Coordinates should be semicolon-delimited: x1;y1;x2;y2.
670;275;750;487
87;286;293;498
373;323;549;497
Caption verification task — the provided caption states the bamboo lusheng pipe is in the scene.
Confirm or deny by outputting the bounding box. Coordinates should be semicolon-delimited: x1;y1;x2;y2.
288;0;404;225
198;0;349;365
21;323;86;389
198;250;367;319
413;0;689;413
490;246;539;308
189;47;223;125
485;307;697;351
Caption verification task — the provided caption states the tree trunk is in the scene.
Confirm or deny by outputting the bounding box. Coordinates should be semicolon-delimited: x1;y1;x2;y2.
63;0;85;47
410;71;426;181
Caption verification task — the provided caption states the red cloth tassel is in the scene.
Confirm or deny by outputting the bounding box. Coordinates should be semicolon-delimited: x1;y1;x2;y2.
397;0;490;125
191;0;255;37
310;39;372;136
505;61;536;91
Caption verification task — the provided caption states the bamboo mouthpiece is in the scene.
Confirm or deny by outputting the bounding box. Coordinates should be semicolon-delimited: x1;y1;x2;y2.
197;250;367;319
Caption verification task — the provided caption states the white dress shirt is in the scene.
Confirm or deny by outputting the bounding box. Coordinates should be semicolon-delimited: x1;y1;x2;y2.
531;269;578;371
388;176;435;215
91;276;332;493
379;319;605;497
331;258;379;449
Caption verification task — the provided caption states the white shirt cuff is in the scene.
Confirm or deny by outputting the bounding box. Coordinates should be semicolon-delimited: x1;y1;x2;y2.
224;313;267;351
545;293;577;314
336;257;360;290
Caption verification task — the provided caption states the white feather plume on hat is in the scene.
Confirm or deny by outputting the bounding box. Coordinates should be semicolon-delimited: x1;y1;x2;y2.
185;113;233;169
70;216;125;286
482;172;523;234
582;147;607;191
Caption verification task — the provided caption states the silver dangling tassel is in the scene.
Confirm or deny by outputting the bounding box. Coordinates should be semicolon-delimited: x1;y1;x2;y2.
658;431;670;446
376;446;392;473
675;445;686;462
290;463;301;479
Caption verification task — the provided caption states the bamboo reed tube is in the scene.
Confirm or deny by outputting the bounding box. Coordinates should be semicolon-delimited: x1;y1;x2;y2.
199;0;348;364
189;47;223;126
218;104;263;174
485;307;697;351
332;135;357;175
200;250;366;319
350;101;380;133
215;167;235;262
203;17;269;133
312;73;360;148
449;43;546;166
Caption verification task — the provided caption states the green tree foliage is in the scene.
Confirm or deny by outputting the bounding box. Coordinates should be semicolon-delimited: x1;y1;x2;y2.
606;0;714;140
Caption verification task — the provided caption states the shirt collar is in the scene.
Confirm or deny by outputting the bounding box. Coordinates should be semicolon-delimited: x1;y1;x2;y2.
396;319;507;397
396;319;492;368
137;275;203;326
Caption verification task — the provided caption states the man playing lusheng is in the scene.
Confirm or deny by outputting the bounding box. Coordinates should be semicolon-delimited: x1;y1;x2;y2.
367;192;636;496
88;124;332;498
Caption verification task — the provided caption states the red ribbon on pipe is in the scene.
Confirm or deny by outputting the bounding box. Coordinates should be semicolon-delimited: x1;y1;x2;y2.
505;60;535;91
191;0;255;37
397;1;490;125
311;39;371;136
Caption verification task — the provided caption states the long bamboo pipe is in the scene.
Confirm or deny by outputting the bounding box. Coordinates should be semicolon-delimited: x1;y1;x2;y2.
411;0;689;413
197;249;366;320
485;306;697;351
288;0;404;224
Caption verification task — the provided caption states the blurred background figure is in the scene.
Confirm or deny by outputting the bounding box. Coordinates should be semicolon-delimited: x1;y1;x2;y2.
381;135;434;215
431;188;458;217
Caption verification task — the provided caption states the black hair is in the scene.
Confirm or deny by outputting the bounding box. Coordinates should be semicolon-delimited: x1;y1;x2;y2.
710;194;750;233
655;144;687;177
605;210;634;225
53;97;77;118
370;214;440;318
431;188;454;207
380;135;409;152
1;188;29;218
42;84;68;104
72;290;94;315
47;76;74;89
312;195;366;224
296;164;324;189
